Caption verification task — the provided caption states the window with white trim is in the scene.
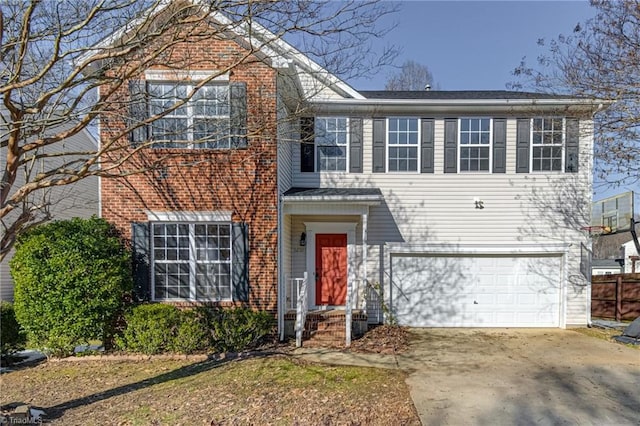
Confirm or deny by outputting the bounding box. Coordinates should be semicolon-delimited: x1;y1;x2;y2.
149;83;230;148
315;117;348;171
152;223;231;301
531;118;564;171
387;117;419;172
459;118;491;172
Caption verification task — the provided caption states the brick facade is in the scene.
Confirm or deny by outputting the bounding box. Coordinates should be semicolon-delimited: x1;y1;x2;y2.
100;30;279;312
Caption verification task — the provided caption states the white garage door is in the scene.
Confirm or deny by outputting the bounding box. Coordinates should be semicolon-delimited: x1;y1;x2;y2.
391;254;562;327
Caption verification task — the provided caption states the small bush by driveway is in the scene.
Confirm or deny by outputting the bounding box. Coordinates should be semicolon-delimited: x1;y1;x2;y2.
400;329;640;426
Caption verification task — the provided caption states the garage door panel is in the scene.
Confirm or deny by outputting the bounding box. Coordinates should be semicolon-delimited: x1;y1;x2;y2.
391;254;562;327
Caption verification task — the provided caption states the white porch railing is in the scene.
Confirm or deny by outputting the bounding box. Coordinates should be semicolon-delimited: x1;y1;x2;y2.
290;272;308;348
286;276;306;311
365;280;383;325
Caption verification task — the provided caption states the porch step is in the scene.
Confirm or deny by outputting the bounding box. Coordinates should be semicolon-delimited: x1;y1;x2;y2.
304;310;361;347
284;309;368;348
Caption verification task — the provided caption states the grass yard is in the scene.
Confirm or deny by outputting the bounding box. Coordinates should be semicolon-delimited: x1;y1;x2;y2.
0;354;420;425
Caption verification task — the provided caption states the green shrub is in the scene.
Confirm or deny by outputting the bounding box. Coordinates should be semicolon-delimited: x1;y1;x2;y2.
115;304;182;354
116;305;274;355
0;302;27;355
10;217;132;357
202;307;275;352
116;304;209;355
170;309;210;354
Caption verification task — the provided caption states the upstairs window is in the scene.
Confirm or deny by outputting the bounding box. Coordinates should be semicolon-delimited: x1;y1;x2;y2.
128;78;246;149
459;118;491;172
315;117;348;171
387;117;419;172
531;118;564;172
149;83;230;148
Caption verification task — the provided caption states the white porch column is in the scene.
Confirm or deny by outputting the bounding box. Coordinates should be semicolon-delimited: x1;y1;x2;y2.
362;212;368;311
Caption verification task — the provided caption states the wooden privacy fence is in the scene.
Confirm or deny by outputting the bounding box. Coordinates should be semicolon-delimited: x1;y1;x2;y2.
591;273;640;321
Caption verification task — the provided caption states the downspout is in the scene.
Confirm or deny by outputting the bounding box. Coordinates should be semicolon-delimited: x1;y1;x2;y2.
277;195;284;341
587;103;605;328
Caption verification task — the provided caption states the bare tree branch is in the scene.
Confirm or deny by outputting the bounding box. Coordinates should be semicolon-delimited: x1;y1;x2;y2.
0;0;398;259
509;0;640;189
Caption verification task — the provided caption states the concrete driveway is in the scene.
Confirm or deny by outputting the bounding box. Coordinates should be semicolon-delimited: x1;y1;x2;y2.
397;329;639;426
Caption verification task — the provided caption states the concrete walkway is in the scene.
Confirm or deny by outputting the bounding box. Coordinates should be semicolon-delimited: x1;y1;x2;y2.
294;329;640;426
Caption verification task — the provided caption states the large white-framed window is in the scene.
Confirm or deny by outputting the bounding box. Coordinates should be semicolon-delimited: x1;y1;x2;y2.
387;117;419;172
151;222;232;301
148;82;230;149
459;118;492;172
315;117;349;172
531;117;564;172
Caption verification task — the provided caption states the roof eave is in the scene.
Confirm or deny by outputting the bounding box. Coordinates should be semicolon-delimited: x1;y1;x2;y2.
307;98;612;115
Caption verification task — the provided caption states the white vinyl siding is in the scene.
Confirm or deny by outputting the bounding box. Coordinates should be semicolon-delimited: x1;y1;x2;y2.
290;117;593;326
0;129;98;302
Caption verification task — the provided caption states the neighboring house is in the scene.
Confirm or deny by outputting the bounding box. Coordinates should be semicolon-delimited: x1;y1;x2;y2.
94;4;604;339
0;128;99;301
622;239;640;273
591;259;623;276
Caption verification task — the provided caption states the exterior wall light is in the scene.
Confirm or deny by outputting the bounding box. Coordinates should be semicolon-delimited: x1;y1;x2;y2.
300;232;306;246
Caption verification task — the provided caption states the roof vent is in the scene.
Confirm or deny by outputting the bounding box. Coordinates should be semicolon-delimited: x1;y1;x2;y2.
425;84;431;91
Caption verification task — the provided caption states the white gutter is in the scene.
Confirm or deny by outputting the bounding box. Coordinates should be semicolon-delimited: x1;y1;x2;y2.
308;98;613;115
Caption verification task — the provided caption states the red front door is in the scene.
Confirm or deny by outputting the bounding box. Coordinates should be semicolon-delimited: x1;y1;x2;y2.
315;233;347;305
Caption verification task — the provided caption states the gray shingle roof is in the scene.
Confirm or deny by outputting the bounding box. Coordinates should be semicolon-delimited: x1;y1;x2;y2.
358;90;582;100
283;187;383;198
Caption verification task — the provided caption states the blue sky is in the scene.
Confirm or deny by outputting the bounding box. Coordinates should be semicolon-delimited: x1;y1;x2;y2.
349;0;595;91
349;1;637;205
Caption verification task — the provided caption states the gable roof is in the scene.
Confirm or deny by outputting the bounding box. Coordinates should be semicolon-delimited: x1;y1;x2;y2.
78;0;363;100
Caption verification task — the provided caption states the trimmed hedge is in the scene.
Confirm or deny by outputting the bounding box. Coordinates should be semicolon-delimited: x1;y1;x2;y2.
115;304;209;355
115;304;275;355
202;307;275;352
1;302;26;356
10;217;132;357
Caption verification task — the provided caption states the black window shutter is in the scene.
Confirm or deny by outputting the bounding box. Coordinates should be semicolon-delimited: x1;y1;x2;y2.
128;81;148;146
565;118;579;173
444;119;458;173
230;82;247;148
516;119;530;173
232;222;250;302
300;117;315;172
372;118;386;173
421;118;435;173
131;222;151;302
349;117;363;173
493;118;507;173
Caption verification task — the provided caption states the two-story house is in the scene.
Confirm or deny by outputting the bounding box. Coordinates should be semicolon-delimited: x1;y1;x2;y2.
94;4;604;344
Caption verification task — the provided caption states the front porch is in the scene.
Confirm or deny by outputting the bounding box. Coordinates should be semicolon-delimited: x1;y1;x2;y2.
278;188;385;347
